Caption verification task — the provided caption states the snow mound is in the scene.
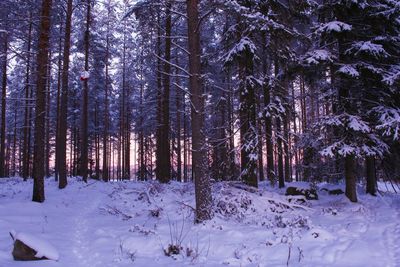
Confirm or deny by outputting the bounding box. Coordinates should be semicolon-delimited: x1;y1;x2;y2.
12;231;59;261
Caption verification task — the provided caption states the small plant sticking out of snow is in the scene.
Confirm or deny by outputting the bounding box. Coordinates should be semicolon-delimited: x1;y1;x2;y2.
116;239;136;263
149;207;162;218
99;205;132;220
163;214;190;259
164;244;182;257
128;225;156;236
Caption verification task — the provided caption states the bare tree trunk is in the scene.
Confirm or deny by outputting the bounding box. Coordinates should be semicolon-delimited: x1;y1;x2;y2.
283;82;290;183
262;34;274;186
102;31;110;183
345;155;357;202
80;0;91;183
94;102;100;179
183;105;188;182
292;82;299;181
12;102;17;176
58;0;73;188
124;88;130;180
257;98;264;181
238;51;258;188
175;59;182;182
0;26;8;178
366;156;376;196
45;52;52;177
227;70;236;180
138;67;145;181
22;13;33;180
32;0;53;202
187;0;212;222
156;1;172;183
54;20;63;182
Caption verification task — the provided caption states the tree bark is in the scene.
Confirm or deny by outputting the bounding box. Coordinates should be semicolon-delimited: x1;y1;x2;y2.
80;0;91;183
175;58;182;182
345;155;357;202
156;1;172;183
262;33;275;186
54;20;63;182
0;25;8;178
239;50;258;188
186;0;212;222
32;0;53;202
58;0;73;189
366;156;376;196
45;51;52;177
22;13;33;180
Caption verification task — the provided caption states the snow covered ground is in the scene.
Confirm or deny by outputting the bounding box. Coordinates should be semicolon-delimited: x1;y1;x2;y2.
0;177;399;267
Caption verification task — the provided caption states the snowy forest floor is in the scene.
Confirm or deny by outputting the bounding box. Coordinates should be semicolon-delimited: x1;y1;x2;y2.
0;177;399;267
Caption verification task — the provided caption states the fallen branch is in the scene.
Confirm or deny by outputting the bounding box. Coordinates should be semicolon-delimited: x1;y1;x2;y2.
176;201;195;212
263;196;314;211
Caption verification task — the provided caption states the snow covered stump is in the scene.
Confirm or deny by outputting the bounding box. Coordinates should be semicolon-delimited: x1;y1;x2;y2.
9;231;59;261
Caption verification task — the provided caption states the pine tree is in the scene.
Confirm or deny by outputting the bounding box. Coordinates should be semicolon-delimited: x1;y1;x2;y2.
187;0;212;222
32;0;53;202
57;0;73;189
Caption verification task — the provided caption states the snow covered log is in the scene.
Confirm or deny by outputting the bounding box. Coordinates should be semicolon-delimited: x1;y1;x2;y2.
10;231;59;261
285;187;318;200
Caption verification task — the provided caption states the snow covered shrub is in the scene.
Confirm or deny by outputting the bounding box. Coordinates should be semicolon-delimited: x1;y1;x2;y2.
214;191;253;221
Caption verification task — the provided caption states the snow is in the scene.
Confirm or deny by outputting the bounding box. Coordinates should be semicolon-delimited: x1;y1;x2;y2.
376;106;400;140
347;115;370;133
337;65;360;77
317;21;352;34
304;49;334;65
347;41;389;58
80;71;90;80
223;37;257;64
383;64;400;86
0;178;399;267
11;232;59;261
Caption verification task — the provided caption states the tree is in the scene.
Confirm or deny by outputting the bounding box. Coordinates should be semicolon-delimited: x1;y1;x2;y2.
187;0;212;222
0;7;9;178
80;0;91;183
57;0;73;189
32;0;53;202
156;0;172;184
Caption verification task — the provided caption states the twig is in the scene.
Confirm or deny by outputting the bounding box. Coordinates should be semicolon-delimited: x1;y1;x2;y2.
176;201;196;212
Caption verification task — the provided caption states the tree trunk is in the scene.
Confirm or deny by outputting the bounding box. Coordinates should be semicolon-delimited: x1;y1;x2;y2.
80;0;91;183
366;156;376;196
183;106;188;182
156;1;172;183
45;52;52;177
22;13;33;180
12;102;17;176
0;27;8;178
239;50;258;188
262;33;274;186
257;97;264;181
32;0;53;202
54;20;63;182
283;82;290;183
345;155;357;202
186;0;212;222
277;118;285;188
175;60;182;182
58;0;73;189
